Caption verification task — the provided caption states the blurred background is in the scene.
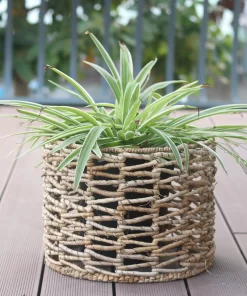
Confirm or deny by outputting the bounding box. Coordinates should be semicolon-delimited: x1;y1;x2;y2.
0;0;246;107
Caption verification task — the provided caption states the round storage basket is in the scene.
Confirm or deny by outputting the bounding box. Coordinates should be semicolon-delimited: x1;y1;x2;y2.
42;142;217;283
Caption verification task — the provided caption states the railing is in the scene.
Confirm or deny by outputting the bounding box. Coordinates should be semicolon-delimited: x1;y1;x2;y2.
1;0;245;107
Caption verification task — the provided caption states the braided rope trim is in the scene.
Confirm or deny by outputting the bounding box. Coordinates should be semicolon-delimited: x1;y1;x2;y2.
42;143;217;283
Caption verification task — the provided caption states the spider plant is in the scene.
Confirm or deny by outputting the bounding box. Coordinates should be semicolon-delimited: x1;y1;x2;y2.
1;32;247;190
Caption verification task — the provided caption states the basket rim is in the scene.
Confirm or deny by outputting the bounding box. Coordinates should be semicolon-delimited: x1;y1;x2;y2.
44;140;215;154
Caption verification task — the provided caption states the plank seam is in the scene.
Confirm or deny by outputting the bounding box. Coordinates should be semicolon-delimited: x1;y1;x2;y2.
112;282;116;296
37;256;45;296
215;198;247;266
184;279;192;296
0;135;25;204
111;267;116;296
209;117;247;264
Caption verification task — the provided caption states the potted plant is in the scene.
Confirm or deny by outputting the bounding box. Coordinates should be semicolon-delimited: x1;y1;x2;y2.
1;33;247;283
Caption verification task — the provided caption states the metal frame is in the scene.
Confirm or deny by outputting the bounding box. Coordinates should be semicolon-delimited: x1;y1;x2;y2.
69;0;79;81
198;0;208;102
134;0;144;76
37;0;47;95
101;0;111;95
3;0;13;97
1;0;244;106
231;0;241;103
165;0;177;94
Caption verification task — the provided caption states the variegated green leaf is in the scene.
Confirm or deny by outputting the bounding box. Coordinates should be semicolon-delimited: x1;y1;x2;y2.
74;126;106;190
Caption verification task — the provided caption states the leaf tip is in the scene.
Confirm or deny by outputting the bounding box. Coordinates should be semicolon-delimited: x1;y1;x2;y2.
44;64;54;74
200;83;210;89
45;64;53;69
119;40;125;47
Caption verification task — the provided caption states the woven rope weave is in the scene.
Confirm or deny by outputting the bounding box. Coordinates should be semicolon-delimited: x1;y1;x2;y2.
42;142;217;283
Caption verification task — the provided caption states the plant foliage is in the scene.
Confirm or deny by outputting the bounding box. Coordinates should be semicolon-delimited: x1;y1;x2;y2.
1;33;247;190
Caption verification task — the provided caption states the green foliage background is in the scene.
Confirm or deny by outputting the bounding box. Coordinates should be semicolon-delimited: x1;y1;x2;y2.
0;0;234;92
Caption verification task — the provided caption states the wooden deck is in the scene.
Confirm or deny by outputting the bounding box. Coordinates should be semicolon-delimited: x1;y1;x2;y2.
0;106;247;296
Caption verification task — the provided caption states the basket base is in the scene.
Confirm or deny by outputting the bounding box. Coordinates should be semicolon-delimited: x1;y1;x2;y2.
46;260;214;283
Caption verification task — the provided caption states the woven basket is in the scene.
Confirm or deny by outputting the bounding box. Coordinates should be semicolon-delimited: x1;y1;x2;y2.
42;142;217;283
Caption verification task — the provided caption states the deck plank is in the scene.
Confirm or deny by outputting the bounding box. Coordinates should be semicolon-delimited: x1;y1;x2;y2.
235;234;247;261
212;114;247;233
0;106;23;195
116;281;187;296
41;268;113;296
0;146;44;296
214;152;247;232
187;206;247;296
